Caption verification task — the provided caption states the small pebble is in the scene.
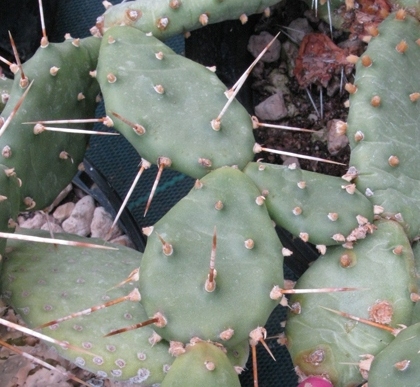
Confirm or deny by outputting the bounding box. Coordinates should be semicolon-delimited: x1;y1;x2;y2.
255;92;288;121
62;195;95;237
247;31;281;63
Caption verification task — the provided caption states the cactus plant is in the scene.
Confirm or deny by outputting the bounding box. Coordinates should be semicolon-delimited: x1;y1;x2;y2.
367;322;420;387
96;25;255;179
0;35;101;211
160;341;241;387
97;0;281;41
283;9;420;386
410;240;420;324
243;161;374;247
346;11;420;241
0;73;13;112
391;0;420;19
0;229;177;384
2;1;420;386
0;164;20;261
139;166;284;347
285;219;418;387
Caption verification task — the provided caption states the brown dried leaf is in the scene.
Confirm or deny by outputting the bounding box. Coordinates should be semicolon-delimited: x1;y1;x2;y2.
294;33;353;88
24;366;74;387
0;353;35;387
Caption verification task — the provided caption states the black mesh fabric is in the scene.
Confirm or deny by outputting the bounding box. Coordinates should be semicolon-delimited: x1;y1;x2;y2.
50;1;302;386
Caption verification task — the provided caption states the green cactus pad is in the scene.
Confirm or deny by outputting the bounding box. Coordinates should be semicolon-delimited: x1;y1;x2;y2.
0;229;173;384
285;219;417;387
0;75;13;113
96;26;255;179
346;12;420;241
99;0;280;41
368;322;420;387
390;0;420;19
0;164;21;263
161;341;241;387
410;240;420;324
139;167;284;347
244;161;374;246
0;36;101;211
226;339;250;373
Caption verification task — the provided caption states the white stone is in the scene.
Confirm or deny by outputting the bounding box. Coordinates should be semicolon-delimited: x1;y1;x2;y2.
17;215;26;226
110;234;135;249
20;213;46;229
247;31;281;63
53;202;75;223
327;119;349;155
48;183;73;211
91;206;122;240
62;195;95;236
40;222;64;234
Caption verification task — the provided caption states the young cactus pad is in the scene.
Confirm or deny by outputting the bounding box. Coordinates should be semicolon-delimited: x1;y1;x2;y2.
243;161;374;247
368;322;420;387
98;0;280;41
96;26;255;179
0;229;174;384
346;12;420;241
285;219;417;387
161;341;241;387
0;36;101;211
139;166;284;347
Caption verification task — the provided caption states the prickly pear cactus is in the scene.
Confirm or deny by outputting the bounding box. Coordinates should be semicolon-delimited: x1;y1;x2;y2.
346;11;420;241
0;35;101;211
244;161;374;247
0;164;20;262
285;219;417;387
367;322;420;387
391;0;420;19
98;0;280;40
225;339;249;373
410;240;420;324
161;341;241;387
139;166;284;347
0;229;174;385
0;74;13;113
96;26;255;179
